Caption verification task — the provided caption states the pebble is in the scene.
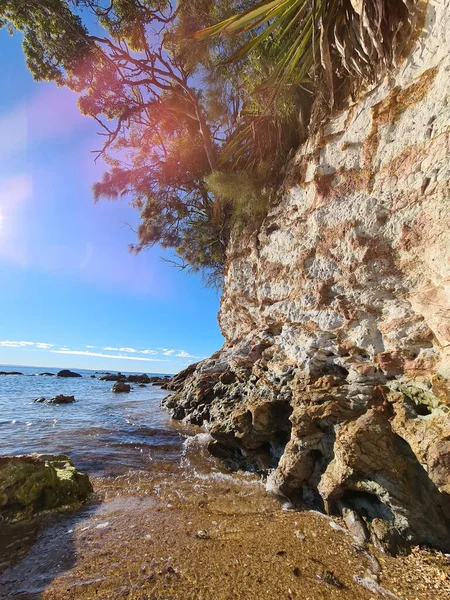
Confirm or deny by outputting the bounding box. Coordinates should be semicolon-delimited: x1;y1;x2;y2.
196;530;210;539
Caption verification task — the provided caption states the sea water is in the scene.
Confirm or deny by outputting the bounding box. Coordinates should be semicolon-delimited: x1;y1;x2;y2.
0;365;186;475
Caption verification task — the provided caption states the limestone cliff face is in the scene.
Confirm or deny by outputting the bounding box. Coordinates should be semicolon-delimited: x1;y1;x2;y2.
164;0;450;552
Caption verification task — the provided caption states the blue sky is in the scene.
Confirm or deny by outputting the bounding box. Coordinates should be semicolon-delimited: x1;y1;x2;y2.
0;30;224;374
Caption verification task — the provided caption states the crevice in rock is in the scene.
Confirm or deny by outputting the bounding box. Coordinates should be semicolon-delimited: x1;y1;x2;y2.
414;402;432;416
340;490;394;523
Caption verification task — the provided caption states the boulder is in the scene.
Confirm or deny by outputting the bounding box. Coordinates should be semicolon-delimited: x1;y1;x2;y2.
37;372;55;377
111;381;131;393
48;395;75;404
0;454;92;521
0;371;23;376
57;369;82;378
34;397;46;403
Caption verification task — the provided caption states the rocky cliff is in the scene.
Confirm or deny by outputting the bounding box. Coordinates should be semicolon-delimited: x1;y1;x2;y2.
164;0;450;552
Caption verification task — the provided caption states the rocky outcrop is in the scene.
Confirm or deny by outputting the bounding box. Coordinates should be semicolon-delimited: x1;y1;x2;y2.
164;0;450;553
0;454;92;521
111;381;131;393
57;369;82;378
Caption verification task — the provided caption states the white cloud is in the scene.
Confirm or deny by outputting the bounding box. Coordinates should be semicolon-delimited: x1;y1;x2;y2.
0;339;201;362
175;350;201;359
103;346;137;353
159;348;200;358
51;349;169;362
0;340;36;348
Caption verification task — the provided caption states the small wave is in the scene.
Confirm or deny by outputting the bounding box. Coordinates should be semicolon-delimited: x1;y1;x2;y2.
189;470;262;488
180;433;263;487
180;432;214;471
182;432;213;452
265;469;282;495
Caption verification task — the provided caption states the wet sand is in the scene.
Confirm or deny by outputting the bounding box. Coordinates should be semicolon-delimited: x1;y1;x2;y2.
1;451;449;600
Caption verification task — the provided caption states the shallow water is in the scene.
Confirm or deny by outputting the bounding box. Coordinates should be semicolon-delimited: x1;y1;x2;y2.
0;365;186;474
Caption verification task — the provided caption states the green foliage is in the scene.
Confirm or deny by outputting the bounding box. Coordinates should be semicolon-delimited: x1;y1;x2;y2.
0;0;91;84
0;0;418;288
205;170;270;231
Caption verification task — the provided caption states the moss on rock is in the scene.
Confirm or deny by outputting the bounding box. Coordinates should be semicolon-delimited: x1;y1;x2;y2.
0;454;92;521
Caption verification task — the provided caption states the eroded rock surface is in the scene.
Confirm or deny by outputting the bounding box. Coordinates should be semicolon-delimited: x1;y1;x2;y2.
0;454;92;521
164;0;450;552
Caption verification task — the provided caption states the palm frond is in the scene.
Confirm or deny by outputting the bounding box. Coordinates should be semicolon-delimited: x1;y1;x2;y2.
196;0;416;171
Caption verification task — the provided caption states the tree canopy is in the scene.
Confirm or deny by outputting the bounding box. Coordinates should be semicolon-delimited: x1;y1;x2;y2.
0;0;416;286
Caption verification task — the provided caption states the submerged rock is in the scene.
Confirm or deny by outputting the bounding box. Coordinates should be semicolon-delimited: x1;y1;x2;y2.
57;369;82;378
112;381;131;393
0;454;92;521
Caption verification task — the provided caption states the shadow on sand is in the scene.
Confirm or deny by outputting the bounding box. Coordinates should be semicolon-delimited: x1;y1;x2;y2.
0;501;97;600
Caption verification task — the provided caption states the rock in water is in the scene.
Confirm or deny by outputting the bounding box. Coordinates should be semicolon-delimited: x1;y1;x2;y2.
0;371;23;376
0;454;92;521
57;369;82;378
126;374;151;384
34;395;75;404
49;395;76;404
112;381;131;393
100;373;126;381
